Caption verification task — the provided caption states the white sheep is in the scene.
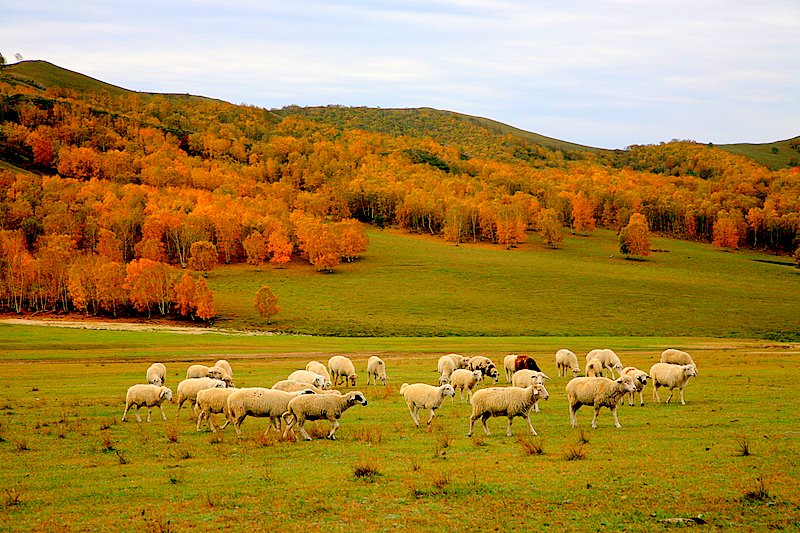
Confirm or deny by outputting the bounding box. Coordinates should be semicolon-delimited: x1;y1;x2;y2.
186;364;223;380
146;363;167;386
287;369;329;389
466;384;550;437
175;377;227;420
437;355;456;383
586;349;623;378
271;380;342;395
122;384;173;422
449;369;483;403
282;391;368;441
306;360;332;381
226;387;315;438
565;376;637;429
366;355;388;385
510;370;550;412
503;354;517;383
214;359;234;379
659;349;696;367
555;349;580;377
585;359;603;377
621;366;650;406
399;383;455;428
328;355;358;387
447;353;471;369
195;387;237;432
468;356;499;383
650;363;698;405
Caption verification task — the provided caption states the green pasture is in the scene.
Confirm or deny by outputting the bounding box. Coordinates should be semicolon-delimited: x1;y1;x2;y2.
0;331;798;531
208;228;799;340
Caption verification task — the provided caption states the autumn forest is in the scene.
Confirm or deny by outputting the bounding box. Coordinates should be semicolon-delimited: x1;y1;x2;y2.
0;61;798;324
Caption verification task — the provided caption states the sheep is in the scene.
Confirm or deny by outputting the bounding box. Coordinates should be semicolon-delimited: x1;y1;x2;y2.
226;387;315;438
660;349;696;367
449;369;483;403
282;391;368;441
366;355;388;385
122;384;173;422
175;377;227;420
513;355;541;373
447;353;471;369
565;376;638;429
399;383;455;428
287;369;330;389
468;356;499;383
195;387;237;432
555;349;581;378
585;359;604;377
306;360;332;381
503;354;517;383
186;364;223;380
214;359;233;379
146;363;167;386
586;349;623;378
511;370;550;412
621;366;650;406
328;355;358;387
271;380;342;395
650;363;698;405
437;355;456;383
467;384;550;437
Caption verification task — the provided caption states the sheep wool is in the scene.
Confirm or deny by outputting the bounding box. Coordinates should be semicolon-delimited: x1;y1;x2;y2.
399;383;455;428
288;369;329;389
585;349;623;378
555;349;580;377
649;363;698;405
585;359;603;378
226;387;315;438
468;356;499;383
659;349;696;368
503;355;517;383
306;360;332;381
186;364;223;380
122;384;173;422
449;369;484;403
467;384;550;437
195;387;237;433
146;363;167;386
214;359;234;378
366;356;388;385
271;380;341;395
510;370;550;413
176;377;227;420
565;376;637;429
621;366;650;406
437;356;456;383
282;391;368;441
328;356;358;387
447;353;470;369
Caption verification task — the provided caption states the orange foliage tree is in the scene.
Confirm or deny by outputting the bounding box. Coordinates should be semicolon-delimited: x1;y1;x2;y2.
188;241;218;271
619;212;651;258
539;208;563;248
712;213;741;249
254;285;279;323
124;259;176;316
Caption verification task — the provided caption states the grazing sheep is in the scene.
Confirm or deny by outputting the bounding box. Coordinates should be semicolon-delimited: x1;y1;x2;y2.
586;349;624;378
399;383;455;428
467;384;550;437
468;356;499;383
585;359;604;377
122;384;173;422
514;354;541;373
503;355;517;383
437;355;456;383
366;356;388;385
660;349;696;367
146;363;167;386
511;370;550;412
282;391;368;441
449;369;484;403
621;366;650;406
176;377;227;420
565;376;637;429
214;359;234;379
288;370;330;389
650;363;698;405
306;360;332;381
186;364;223;380
555;349;580;377
447;353;471;369
328;356;358;387
195;387;237;432
226;388;315;438
271;380;342;395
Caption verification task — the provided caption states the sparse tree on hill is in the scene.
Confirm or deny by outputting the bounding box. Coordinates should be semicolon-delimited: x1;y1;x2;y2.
254;285;279;323
540;208;563;248
188;241;218;271
619;213;651;258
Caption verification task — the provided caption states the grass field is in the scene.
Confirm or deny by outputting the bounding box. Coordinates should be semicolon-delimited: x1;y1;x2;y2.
0;329;797;531
208;228;799;341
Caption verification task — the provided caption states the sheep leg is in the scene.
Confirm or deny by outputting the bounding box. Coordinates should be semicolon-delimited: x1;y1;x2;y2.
533;399;540;413
207;415;218;433
146;407;153;423
218;417;229;431
591;405;601;429
569;404;578;428
652;385;661;404
326;420;339;440
134;406;142;422
666;388;675;404
678;387;686;405
175;400;183;420
408;406;420;427
233;416;245;438
611;405;622;428
196;410;206;432
426;409;436;427
467;388;473;405
481;414;491;436
122;404;131;422
522;413;537;436
159;405;168;421
282;413;295;439
298;422;313;441
637;390;645;407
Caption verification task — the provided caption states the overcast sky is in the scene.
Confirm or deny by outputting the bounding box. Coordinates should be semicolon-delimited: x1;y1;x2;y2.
2;1;798;149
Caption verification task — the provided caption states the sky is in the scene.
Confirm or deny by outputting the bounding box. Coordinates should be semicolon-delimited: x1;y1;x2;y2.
2;0;799;149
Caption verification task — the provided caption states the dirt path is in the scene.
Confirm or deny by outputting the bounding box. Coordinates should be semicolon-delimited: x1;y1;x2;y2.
0;317;273;336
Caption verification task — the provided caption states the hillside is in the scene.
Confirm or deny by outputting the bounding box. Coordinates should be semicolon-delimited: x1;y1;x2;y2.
0;60;798;331
717;136;800;170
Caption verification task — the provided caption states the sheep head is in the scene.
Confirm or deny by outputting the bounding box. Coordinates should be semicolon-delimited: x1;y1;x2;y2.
348;391;368;406
439;384;456;397
534;383;550;401
616;375;637;393
160;387;173;401
685;365;698;377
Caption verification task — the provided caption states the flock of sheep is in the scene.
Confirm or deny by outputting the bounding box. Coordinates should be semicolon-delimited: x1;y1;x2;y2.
121;348;698;439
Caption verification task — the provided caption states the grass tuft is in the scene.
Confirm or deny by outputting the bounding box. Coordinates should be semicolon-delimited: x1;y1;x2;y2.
353;427;382;444
100;431;114;451
430;471;450;492
13;438;29;452
353;459;382;480
742;477;770;502
564;443;587;461
165;425;179;443
256;431;281;447
115;450;128;465
576;428;590;444
517;435;545;456
735;434;752;457
144;516;173;533
4;487;23;507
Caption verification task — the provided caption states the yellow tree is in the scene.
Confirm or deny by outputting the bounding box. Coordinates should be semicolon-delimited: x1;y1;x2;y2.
188;241;218;271
619;212;651;258
254;285;280;323
539;208;563;248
